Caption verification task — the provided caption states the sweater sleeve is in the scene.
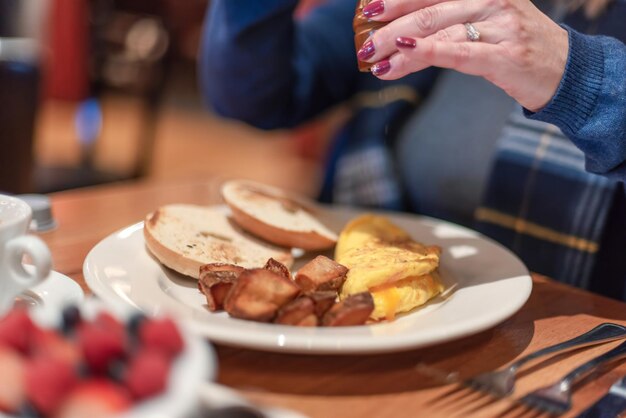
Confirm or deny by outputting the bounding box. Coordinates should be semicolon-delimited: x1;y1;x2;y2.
198;0;359;130
526;26;626;180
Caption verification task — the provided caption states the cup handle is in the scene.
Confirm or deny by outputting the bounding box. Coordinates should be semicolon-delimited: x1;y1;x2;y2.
5;235;52;290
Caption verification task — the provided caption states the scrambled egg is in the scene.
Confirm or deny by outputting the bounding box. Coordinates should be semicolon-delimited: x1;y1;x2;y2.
336;214;444;320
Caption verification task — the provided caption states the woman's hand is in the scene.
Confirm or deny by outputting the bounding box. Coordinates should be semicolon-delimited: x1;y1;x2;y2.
357;0;569;111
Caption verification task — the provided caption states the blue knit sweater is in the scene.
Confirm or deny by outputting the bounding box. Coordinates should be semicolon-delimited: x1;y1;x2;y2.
528;27;626;179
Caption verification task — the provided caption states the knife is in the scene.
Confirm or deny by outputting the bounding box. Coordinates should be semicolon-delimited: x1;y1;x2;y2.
576;376;626;418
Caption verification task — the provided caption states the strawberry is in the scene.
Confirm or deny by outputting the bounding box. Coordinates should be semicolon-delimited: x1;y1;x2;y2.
24;356;78;416
78;322;127;374
125;349;170;399
0;308;38;353
31;329;81;365
55;379;131;418
0;346;26;413
138;317;184;358
94;311;124;335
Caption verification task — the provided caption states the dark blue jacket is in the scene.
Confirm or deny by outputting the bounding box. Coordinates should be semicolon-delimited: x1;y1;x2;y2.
201;0;626;181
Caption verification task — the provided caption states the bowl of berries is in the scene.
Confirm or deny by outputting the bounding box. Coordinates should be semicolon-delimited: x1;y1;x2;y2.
0;299;217;418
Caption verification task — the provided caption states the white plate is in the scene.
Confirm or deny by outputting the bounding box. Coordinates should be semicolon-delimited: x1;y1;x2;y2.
83;206;532;354
17;267;85;327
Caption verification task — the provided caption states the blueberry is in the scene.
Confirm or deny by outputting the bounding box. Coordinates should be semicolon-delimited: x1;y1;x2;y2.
127;312;147;337
75;361;90;378
18;401;42;418
107;358;126;382
60;304;81;334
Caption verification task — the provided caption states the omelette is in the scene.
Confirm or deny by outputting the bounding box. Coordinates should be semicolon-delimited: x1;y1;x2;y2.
335;214;444;320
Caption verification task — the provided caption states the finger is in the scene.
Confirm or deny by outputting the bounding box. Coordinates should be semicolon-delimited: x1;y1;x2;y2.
370;53;426;80
411;38;502;76
429;22;506;44
361;0;490;62
372;38;505;79
362;0;452;21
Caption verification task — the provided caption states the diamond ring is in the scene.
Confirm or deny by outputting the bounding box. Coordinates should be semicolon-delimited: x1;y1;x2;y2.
464;23;481;42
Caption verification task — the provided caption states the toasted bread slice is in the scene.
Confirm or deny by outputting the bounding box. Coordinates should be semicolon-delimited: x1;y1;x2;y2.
221;180;337;250
144;204;293;279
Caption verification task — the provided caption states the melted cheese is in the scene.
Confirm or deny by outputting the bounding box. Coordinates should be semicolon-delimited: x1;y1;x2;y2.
367;273;444;320
371;286;401;321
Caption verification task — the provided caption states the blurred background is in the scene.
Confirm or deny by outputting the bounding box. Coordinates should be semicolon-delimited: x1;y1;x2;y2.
0;0;334;197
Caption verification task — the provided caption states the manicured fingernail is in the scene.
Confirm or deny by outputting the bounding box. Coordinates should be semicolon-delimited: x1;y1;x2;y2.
357;40;376;61
371;60;390;76
396;37;416;49
363;0;384;18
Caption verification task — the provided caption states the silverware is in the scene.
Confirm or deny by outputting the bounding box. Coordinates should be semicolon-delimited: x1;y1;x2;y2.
465;323;626;397
576;375;626;418
520;339;626;415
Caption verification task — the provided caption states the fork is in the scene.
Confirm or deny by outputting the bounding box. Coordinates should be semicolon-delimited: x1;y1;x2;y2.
519;339;626;415
465;323;626;397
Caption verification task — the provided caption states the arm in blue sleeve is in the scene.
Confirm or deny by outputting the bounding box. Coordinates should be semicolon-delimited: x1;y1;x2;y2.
526;26;626;181
199;0;359;130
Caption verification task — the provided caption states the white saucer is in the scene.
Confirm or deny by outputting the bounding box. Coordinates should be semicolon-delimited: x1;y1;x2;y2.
16;267;85;327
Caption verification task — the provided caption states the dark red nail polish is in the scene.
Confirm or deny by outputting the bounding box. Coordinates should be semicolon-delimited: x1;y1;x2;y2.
396;37;416;49
371;60;391;76
357;40;376;61
363;0;384;18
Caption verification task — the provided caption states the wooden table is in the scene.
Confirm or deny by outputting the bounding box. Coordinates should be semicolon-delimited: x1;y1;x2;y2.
40;177;626;418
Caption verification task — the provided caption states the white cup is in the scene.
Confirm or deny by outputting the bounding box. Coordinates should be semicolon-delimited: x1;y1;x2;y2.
0;194;52;314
